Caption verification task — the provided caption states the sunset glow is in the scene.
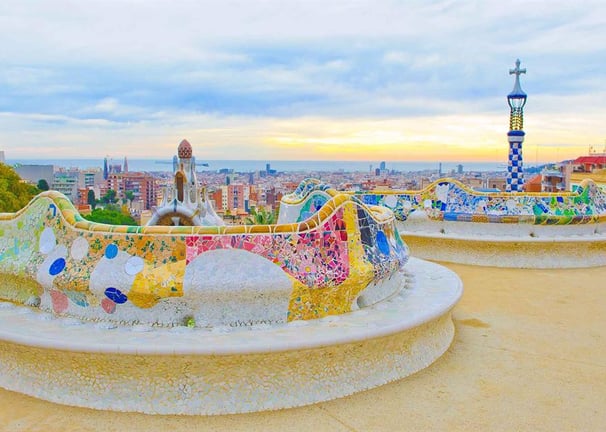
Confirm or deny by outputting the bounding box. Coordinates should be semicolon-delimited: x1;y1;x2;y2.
1;1;605;163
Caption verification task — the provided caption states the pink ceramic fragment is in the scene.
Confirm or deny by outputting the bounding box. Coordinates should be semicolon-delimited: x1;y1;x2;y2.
101;298;116;314
50;290;68;313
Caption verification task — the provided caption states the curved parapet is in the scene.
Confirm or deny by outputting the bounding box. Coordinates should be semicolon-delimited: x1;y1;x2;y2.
278;178;338;224
278;177;396;224
356;178;606;225
282;177;336;204
0;185;408;327
355;178;606;267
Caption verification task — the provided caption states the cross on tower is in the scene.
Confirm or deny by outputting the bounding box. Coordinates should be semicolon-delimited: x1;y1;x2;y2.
509;59;526;78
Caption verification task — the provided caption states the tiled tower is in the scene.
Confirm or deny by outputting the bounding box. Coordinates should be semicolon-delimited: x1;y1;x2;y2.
506;59;527;192
146;139;224;226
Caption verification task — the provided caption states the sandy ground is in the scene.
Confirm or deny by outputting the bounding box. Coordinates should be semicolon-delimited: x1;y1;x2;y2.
0;262;605;431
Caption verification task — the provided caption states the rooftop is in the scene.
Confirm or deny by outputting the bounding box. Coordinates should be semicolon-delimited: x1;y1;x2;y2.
573;155;606;165
0;262;604;431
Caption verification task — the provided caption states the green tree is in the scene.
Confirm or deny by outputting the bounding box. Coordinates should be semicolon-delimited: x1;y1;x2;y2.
123;190;135;206
101;189;118;204
244;206;276;225
37;179;50;191
83;208;137;225
0;164;40;212
87;189;97;210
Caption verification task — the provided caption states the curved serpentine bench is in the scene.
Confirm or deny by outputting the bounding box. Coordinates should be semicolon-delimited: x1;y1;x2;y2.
0;180;463;414
0;187;407;327
352;178;606;268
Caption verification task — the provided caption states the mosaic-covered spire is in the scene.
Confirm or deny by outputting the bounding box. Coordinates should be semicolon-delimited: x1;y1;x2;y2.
506;59;527;192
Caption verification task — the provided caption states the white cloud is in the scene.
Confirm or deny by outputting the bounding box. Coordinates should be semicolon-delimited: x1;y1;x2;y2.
383;51;410;65
92;98;119;113
0;1;605;161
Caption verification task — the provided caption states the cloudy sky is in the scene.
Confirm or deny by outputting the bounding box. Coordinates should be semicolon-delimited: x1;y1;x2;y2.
1;0;605;162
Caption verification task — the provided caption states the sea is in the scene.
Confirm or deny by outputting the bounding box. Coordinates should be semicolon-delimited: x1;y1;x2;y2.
6;159;528;173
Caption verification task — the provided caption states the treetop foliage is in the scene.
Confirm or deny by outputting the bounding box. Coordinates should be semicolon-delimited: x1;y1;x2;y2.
83;205;137;226
0;163;41;212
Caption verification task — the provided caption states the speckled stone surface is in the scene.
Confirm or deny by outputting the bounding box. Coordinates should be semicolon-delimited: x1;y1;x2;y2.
0;258;461;415
402;230;606;268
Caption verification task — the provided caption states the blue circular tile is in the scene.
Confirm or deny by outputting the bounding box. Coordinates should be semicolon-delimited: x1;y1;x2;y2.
105;244;118;259
104;287;128;304
49;257;66;276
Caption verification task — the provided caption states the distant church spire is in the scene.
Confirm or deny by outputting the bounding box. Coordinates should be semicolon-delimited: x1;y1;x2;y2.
103;157;109;180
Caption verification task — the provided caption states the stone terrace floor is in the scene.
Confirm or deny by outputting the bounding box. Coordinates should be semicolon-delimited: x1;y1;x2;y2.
0;262;605;431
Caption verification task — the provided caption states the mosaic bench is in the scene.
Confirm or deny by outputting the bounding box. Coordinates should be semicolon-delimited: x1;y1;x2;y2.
354;178;606;268
0;180;463;413
0;186;408;327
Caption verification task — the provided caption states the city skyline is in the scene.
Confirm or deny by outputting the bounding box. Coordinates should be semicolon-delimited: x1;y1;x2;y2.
1;1;605;162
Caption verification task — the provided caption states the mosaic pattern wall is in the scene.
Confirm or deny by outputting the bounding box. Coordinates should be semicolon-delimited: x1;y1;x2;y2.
0;184;407;327
357;178;606;225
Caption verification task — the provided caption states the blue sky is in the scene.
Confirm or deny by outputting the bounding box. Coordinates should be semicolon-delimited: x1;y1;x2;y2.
1;1;605;161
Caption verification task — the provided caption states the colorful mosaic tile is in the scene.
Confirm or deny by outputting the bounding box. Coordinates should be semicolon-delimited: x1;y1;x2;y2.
0;180;408;327
355;178;606;225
